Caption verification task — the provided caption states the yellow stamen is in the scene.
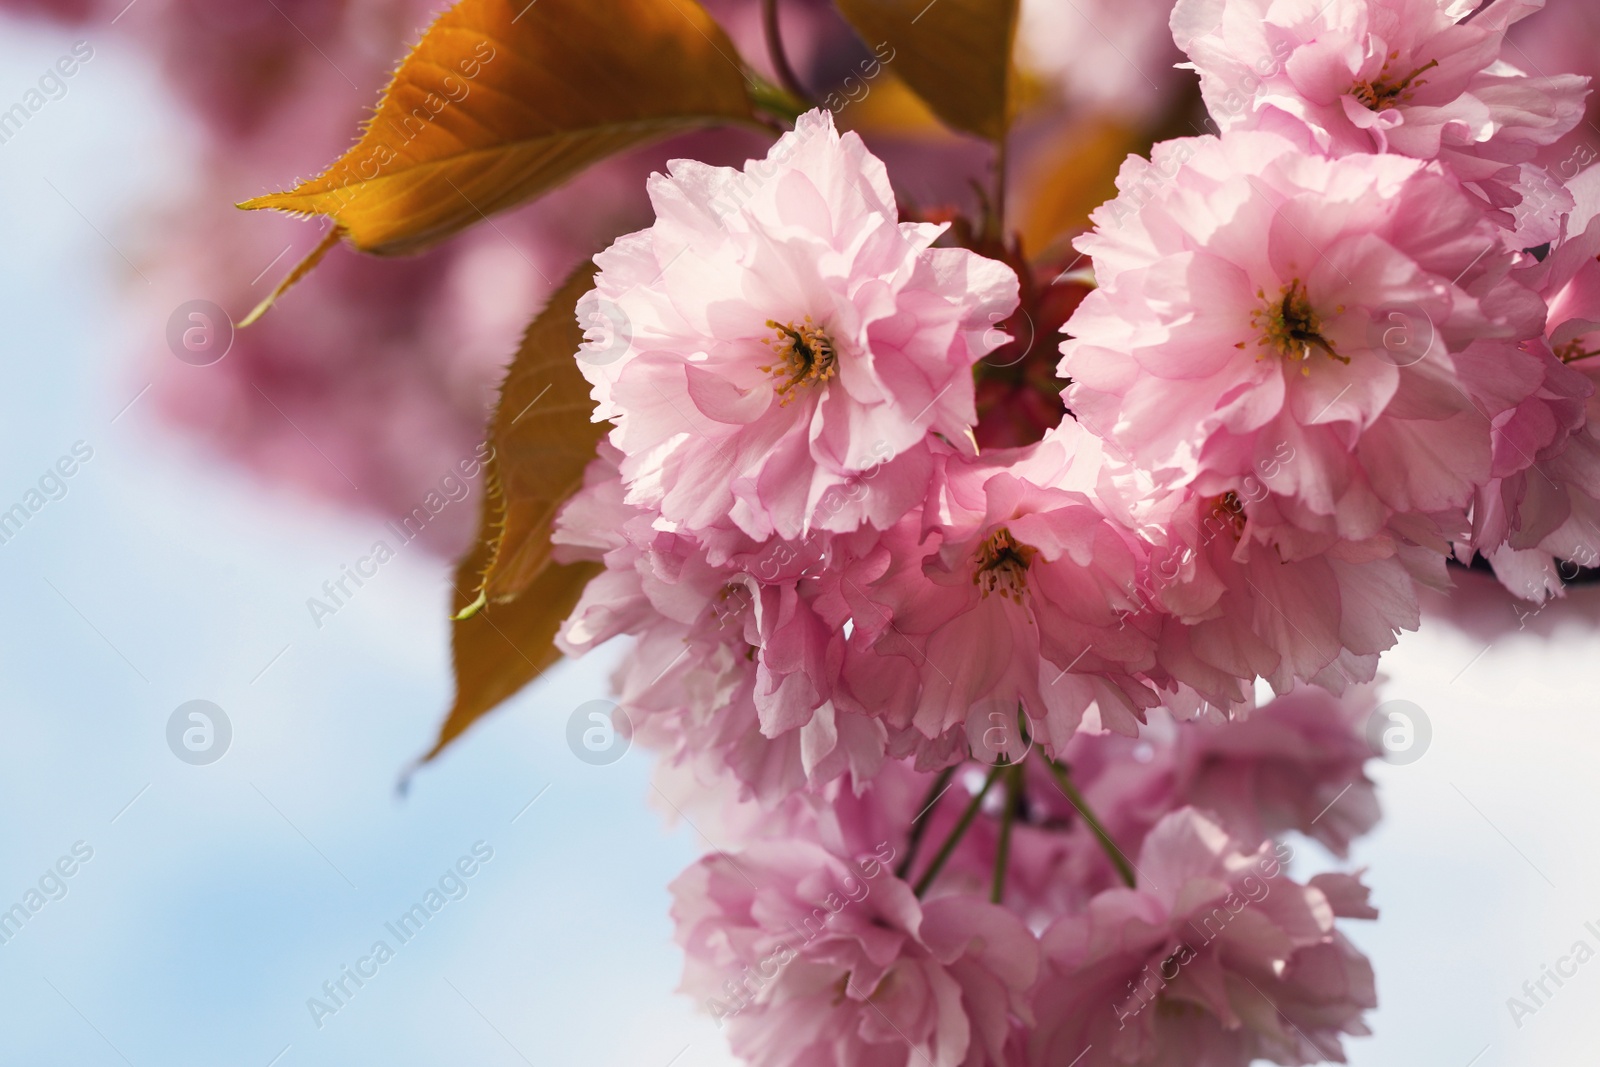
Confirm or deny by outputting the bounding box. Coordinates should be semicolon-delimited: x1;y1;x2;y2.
972;527;1037;602
1352;57;1439;111
1556;339;1600;364
758;317;836;405
1249;279;1346;373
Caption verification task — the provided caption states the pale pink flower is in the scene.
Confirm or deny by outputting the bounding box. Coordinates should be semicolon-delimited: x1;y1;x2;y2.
1029;809;1376;1067
1134;482;1436;710
1466;165;1600;597
1073;434;1437;709
907;689;1382;922
1170;0;1588;220
1061;130;1546;550
1464;347;1596;596
581;108;1019;543
554;445;888;804
837;427;1161;763
655;673;1384;941
672;840;1037;1067
877;691;1376;925
1176;686;1381;857
1505;0;1600;181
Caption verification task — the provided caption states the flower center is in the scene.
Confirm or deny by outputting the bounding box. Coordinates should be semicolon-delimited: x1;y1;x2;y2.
1205;492;1246;541
1351;54;1439;111
760;318;837;405
1247;280;1346;372
1556;339;1599;364
709;583;754;630
972;527;1037;602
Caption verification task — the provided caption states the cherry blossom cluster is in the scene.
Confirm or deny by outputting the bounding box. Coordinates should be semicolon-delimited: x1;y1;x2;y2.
660;690;1382;1067
1145;0;1600;603
546;1;1596;1063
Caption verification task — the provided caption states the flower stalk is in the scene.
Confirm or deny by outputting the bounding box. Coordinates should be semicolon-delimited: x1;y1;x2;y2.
1047;757;1137;888
913;764;1003;898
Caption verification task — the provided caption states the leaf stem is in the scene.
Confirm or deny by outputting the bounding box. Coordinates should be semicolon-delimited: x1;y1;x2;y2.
238;225;342;327
747;75;808;128
913;764;1003;897
895;765;957;880
760;0;814;107
1046;757;1137;888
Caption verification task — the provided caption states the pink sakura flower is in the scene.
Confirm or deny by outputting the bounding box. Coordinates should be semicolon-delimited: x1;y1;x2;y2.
1075;432;1434;709
1061;130;1547;552
1134;481;1436;710
850;691;1376;927
958;687;1381;921
1001;687;1381;914
1029;809;1376;1067
671;840;1038;1067
1464;347;1596;596
553;445;887;804
1170;0;1588;220
1466;165;1600;597
1175;686;1381;857
658;674;1385;940
580;108;1019;544
836;426;1161;764
1505;0;1600;177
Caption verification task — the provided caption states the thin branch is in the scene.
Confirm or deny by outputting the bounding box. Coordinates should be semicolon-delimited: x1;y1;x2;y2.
760;0;814;106
913;765;1003;897
896;765;958;880
1046;757;1137;888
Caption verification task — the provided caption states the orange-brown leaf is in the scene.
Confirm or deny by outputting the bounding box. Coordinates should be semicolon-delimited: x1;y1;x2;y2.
833;0;1020;141
424;482;601;763
480;262;609;601
419;262;610;764
241;0;756;256
836;71;948;138
1015;118;1144;258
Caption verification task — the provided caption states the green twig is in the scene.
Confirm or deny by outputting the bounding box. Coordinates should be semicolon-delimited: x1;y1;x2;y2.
895;765;957;881
747;74;808;128
1046;757;1136;888
913;764;1003;897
